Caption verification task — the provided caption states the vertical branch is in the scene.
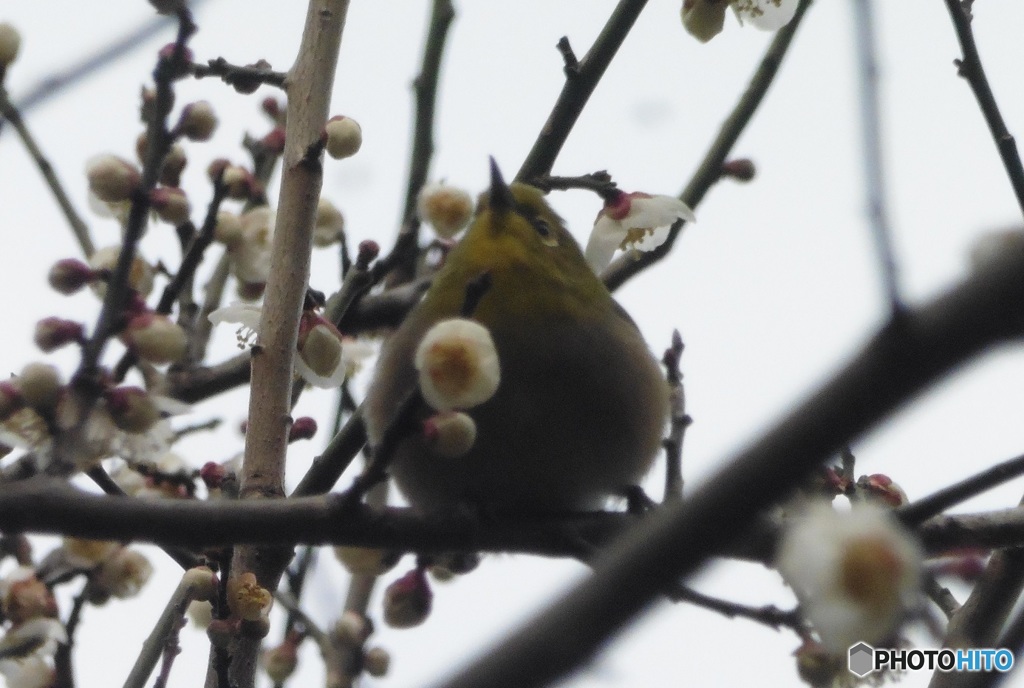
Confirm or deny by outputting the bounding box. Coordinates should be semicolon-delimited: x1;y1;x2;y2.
515;0;650;182
943;0;1024;219
386;0;456;285
226;1;350;686
852;0;902;315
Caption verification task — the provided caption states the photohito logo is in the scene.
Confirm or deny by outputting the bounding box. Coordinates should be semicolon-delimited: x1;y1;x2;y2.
848;643;1014;678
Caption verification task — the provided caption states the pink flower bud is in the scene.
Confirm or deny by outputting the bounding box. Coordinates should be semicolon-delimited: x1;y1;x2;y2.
261;97;282;121
87;155;140;202
200;461;227;489
48;258;95;295
260;127;286;154
0;381;24;421
288;417;318;442
34;317;84;352
324;116;362;160
721;158;757;181
382;569;432;629
357;240;380;267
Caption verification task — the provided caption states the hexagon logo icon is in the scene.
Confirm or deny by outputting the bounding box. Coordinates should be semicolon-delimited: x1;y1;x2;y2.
848;642;875;677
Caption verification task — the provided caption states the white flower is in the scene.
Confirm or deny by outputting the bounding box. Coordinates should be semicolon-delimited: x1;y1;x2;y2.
422;411;477;458
681;0;798;42
209;301;262;348
209;304;372;388
775;502;923;654
585;191;695;272
0;654;54;688
94;548;153;599
415;319;500;411
0;618;67;659
732;0;799;30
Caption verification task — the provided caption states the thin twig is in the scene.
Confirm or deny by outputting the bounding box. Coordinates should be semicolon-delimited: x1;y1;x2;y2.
898;451;1024;526
291;406;367;498
853;0;902;315
943;0;1024;219
602;0;813;292
190;57;287;90
0;87;95;257
670;585;802;632
516;0;649;182
662;330;688;503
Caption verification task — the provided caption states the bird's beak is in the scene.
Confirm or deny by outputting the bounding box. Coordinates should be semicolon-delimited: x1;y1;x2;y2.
488;157;516;214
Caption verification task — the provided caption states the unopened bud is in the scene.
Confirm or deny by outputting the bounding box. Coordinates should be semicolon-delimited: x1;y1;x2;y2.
288;417;317;442
261;96;282;121
357;240;380;268
721;158;756;182
200;461;227;489
214;211;244;246
334;547;401;577
160;144;188;187
220;165;255;200
681;0;727;43
122;313;187;364
182;566;219;601
0;23;22;69
150;187;191;225
18;362;63;413
262;641;298;683
105;386;161;433
232;59;272;95
324;116;362;160
48;258;95;295
313;198;344;247
207;618;238;648
179;101;218;141
260;126;286;154
417;183;474;238
333;610;372;645
857;473;908;507
157;43;193;75
34;318;84;352
423;411;477;458
87;155;140;202
382;568;432;629
363;647;391;677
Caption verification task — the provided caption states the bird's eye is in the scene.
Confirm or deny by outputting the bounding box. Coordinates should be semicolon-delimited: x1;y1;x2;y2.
532;218;559;247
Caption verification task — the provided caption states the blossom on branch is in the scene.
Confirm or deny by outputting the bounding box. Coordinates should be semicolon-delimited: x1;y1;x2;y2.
681;0;799;43
584;191;695;272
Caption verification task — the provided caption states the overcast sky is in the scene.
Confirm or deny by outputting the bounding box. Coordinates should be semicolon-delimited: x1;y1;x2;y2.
3;1;1024;687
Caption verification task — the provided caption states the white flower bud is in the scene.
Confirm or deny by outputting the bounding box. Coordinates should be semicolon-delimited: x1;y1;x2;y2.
324;116;362;160
179;101;218;141
363;647;391;677
415;319;500;411
214;211;244;246
0;23;22;68
333;547;400;577
422;411;477;458
314;198;345;247
417;183;474;238
18;363;63;413
150;186;191;225
122;313;188;364
86;155;141;202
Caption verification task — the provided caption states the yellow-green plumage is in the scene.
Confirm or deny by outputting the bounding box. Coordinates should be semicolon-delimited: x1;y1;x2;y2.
365;164;668;513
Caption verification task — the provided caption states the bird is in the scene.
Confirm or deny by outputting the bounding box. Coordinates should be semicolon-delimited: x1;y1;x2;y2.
364;159;668;514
